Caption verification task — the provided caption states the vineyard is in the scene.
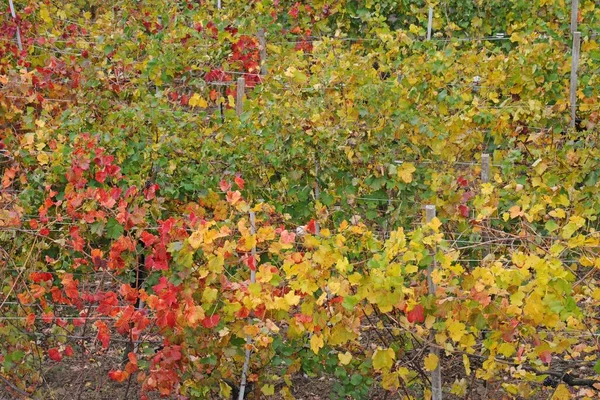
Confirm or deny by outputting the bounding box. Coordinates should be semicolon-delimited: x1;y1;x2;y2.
1;0;600;399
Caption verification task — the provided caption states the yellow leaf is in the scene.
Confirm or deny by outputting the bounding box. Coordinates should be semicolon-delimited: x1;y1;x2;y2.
408;24;421;34
509;205;523;219
201;287;218;304
481;183;493;196
425;315;436;329
203;229;220;244
241;234;257;251
397;162;416;183
310;334;324;354
207;254;224;273
562;215;586;239
37;153;49;165
40;5;52;23
450;378;467;396
261;384;275;396
243;324;260;336
549;208;566;219
498;342;515;357
405;264;418;274
372;347;395;371
220;381;232;398
284;291;300;306
257;265;274;283
189;93;208;108
424;353;439;372
228;95;236;108
338;351;352;365
429;217;442;232
329;324;357;345
446;319;466;342
327;281;341;294
462;354;471;375
551;384;571;400
381;370;399;390
188;230;204;249
335;257;350;273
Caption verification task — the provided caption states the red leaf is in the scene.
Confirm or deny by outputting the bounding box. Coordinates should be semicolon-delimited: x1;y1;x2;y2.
125;352;138;374
254;304;266;320
234;175;245;189
226;190;242;205
458;204;469;218
91;248;105;269
120;284;139;303
245;254;256;271
108;370;128;382
457;176;468;188
30;272;52;283
201;314;220;329
539;350;552;364
25;313;36;326
144;184;159;200
280;230;296;244
219;179;231;192
288;3;300;18
461;191;475;203
140;231;158;247
517;346;525;362
42;312;54;324
235;307;250;319
406;304;425;324
94;320;110;349
64;345;74;357
294;313;312;324
306;219;317;234
48;348;62;362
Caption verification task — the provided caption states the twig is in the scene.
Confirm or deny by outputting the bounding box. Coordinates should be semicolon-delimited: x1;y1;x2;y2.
0;374;32;399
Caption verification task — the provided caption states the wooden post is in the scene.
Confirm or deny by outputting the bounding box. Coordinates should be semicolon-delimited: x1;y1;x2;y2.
8;0;22;51
217;0;222;9
425;205;437;295
425;205;442;400
427;6;434;41
236;77;245;117
570;32;581;129
481;154;490;184
314;156;320;236
571;0;579;34
249;211;257;283
257;28;267;76
481;154;491;256
238;211;257;400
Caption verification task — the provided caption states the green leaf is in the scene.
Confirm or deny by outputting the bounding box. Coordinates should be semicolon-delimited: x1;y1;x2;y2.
594;359;600;374
106;218;124;240
545;220;559;232
350;374;363;386
342;295;359;311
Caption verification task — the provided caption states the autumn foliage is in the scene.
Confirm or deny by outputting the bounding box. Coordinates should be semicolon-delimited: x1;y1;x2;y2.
0;0;600;399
